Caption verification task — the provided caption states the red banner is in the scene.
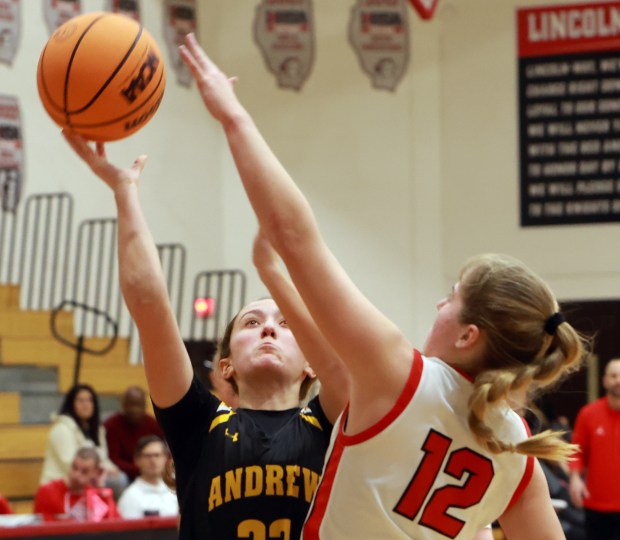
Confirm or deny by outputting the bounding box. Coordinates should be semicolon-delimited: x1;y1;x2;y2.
518;1;620;58
409;0;439;20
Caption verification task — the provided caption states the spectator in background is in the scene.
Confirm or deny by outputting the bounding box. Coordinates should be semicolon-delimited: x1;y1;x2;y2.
34;447;119;521
40;384;127;498
570;358;620;539
104;386;163;482
0;494;13;515
117;435;178;519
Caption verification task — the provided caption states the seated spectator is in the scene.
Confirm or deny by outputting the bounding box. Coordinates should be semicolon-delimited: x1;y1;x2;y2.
0;494;13;515
104;386;163;482
34;447;120;521
117;436;178;519
40;384;127;498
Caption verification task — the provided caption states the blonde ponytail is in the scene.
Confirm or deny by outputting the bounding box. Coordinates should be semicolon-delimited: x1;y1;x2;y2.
459;254;587;463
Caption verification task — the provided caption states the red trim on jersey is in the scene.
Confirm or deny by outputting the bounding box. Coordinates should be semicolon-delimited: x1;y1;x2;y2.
303;432;346;539
451;365;475;382
341;349;424;446
303;350;423;538
505;417;534;510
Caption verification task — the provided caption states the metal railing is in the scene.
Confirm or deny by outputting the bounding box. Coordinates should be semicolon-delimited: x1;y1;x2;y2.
72;218;187;364
17;193;74;309
2;189;246;371
0;174;20;284
1;190;74;301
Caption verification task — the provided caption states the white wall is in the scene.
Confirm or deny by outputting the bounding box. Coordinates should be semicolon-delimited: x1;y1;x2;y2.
3;0;616;347
439;0;620;303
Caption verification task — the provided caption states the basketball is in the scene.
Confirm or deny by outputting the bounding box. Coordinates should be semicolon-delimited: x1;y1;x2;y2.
36;12;166;142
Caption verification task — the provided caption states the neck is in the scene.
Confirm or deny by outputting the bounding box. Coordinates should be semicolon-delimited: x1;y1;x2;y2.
236;384;300;410
66;483;86;496
140;475;161;486
607;394;620;411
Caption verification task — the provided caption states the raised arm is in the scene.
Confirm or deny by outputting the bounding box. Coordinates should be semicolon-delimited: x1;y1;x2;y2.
253;232;349;423
62;132;193;408
180;35;412;425
498;461;565;539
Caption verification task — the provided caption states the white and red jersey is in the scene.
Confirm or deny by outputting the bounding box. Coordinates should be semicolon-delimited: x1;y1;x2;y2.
303;350;534;539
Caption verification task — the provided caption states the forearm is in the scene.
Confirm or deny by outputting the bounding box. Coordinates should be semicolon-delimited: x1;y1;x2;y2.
113;183;193;406
114;183;168;307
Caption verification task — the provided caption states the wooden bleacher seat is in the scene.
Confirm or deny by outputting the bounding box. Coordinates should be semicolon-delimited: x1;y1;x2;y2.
0;393;20;424
0;284;148;512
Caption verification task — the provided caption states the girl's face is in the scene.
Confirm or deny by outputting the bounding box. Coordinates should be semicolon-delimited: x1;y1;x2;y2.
423;283;468;362
223;299;309;389
74;389;95;421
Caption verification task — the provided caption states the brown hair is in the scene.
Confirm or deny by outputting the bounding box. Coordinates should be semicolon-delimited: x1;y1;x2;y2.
216;301;317;402
133;435;166;457
458;254;585;462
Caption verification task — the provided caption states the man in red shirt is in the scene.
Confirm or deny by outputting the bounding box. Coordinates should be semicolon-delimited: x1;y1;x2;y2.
104;386;163;482
34;447;119;521
0;494;12;514
570;358;620;539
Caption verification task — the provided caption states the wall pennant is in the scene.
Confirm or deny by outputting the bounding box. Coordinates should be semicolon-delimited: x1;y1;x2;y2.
0;95;24;212
43;0;81;35
163;0;197;87
105;0;140;22
254;0;315;91
349;0;409;91
409;0;440;20
0;0;20;66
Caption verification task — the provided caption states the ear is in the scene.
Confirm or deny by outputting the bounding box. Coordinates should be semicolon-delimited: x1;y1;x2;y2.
219;356;235;381
455;324;481;350
303;364;317;381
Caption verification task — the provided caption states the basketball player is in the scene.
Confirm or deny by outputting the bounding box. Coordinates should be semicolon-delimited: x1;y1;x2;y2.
61;132;350;539
179;33;585;539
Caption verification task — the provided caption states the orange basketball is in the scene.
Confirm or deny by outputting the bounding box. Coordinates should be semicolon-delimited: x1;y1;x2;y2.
37;12;166;142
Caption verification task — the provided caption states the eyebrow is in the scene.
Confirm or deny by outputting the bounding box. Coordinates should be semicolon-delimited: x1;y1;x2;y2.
239;309;264;319
239;307;283;320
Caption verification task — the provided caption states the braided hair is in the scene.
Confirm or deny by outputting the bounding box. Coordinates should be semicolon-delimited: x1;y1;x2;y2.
458;254;585;462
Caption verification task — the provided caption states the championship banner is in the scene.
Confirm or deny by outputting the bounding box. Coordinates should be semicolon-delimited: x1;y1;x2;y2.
0;95;24;213
43;0;81;35
409;0;439;20
105;0;140;22
254;0;314;91
0;0;20;66
163;0;196;87
349;0;409;91
518;2;620;226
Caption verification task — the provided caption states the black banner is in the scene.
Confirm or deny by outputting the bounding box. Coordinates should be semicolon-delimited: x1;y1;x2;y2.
518;2;620;226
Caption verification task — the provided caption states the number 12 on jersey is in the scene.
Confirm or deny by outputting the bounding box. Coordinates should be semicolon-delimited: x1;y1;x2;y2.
394;429;495;538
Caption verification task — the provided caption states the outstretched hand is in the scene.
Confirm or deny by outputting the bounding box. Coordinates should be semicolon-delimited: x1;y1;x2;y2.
62;130;147;192
178;33;242;124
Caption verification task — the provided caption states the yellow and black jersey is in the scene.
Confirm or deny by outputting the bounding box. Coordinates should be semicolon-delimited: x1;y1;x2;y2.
154;377;332;540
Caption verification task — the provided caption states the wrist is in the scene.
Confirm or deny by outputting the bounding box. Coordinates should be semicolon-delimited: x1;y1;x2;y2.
113;180;138;199
222;108;253;134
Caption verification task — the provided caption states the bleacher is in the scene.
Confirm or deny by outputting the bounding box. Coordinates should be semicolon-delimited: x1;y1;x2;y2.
0;182;244;517
0;283;148;513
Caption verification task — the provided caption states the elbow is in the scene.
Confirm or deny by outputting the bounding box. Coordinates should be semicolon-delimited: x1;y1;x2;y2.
264;213;316;262
120;270;168;314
